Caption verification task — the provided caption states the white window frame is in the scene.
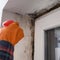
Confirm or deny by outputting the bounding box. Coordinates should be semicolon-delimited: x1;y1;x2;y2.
34;7;60;60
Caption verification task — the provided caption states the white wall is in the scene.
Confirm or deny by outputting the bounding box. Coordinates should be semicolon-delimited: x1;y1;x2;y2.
2;10;32;60
4;0;58;14
35;7;60;60
0;0;8;26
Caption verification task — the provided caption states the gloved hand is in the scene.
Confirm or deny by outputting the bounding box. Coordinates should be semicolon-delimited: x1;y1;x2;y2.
0;20;24;46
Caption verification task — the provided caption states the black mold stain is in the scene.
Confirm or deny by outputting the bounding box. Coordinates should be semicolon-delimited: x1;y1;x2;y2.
28;3;60;20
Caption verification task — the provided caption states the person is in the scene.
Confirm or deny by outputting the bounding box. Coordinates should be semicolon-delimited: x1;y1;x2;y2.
0;20;24;60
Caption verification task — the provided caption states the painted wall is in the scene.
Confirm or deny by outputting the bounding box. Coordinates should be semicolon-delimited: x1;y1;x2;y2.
1;10;32;60
0;0;8;26
34;7;60;60
4;0;58;14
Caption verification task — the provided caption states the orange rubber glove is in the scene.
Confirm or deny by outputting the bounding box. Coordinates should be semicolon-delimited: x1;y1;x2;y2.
0;21;24;46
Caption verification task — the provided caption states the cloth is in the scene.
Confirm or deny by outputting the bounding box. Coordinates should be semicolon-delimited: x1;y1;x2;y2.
0;22;24;46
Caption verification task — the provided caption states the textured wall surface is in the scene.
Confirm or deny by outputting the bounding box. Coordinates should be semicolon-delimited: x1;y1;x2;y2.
1;10;32;60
